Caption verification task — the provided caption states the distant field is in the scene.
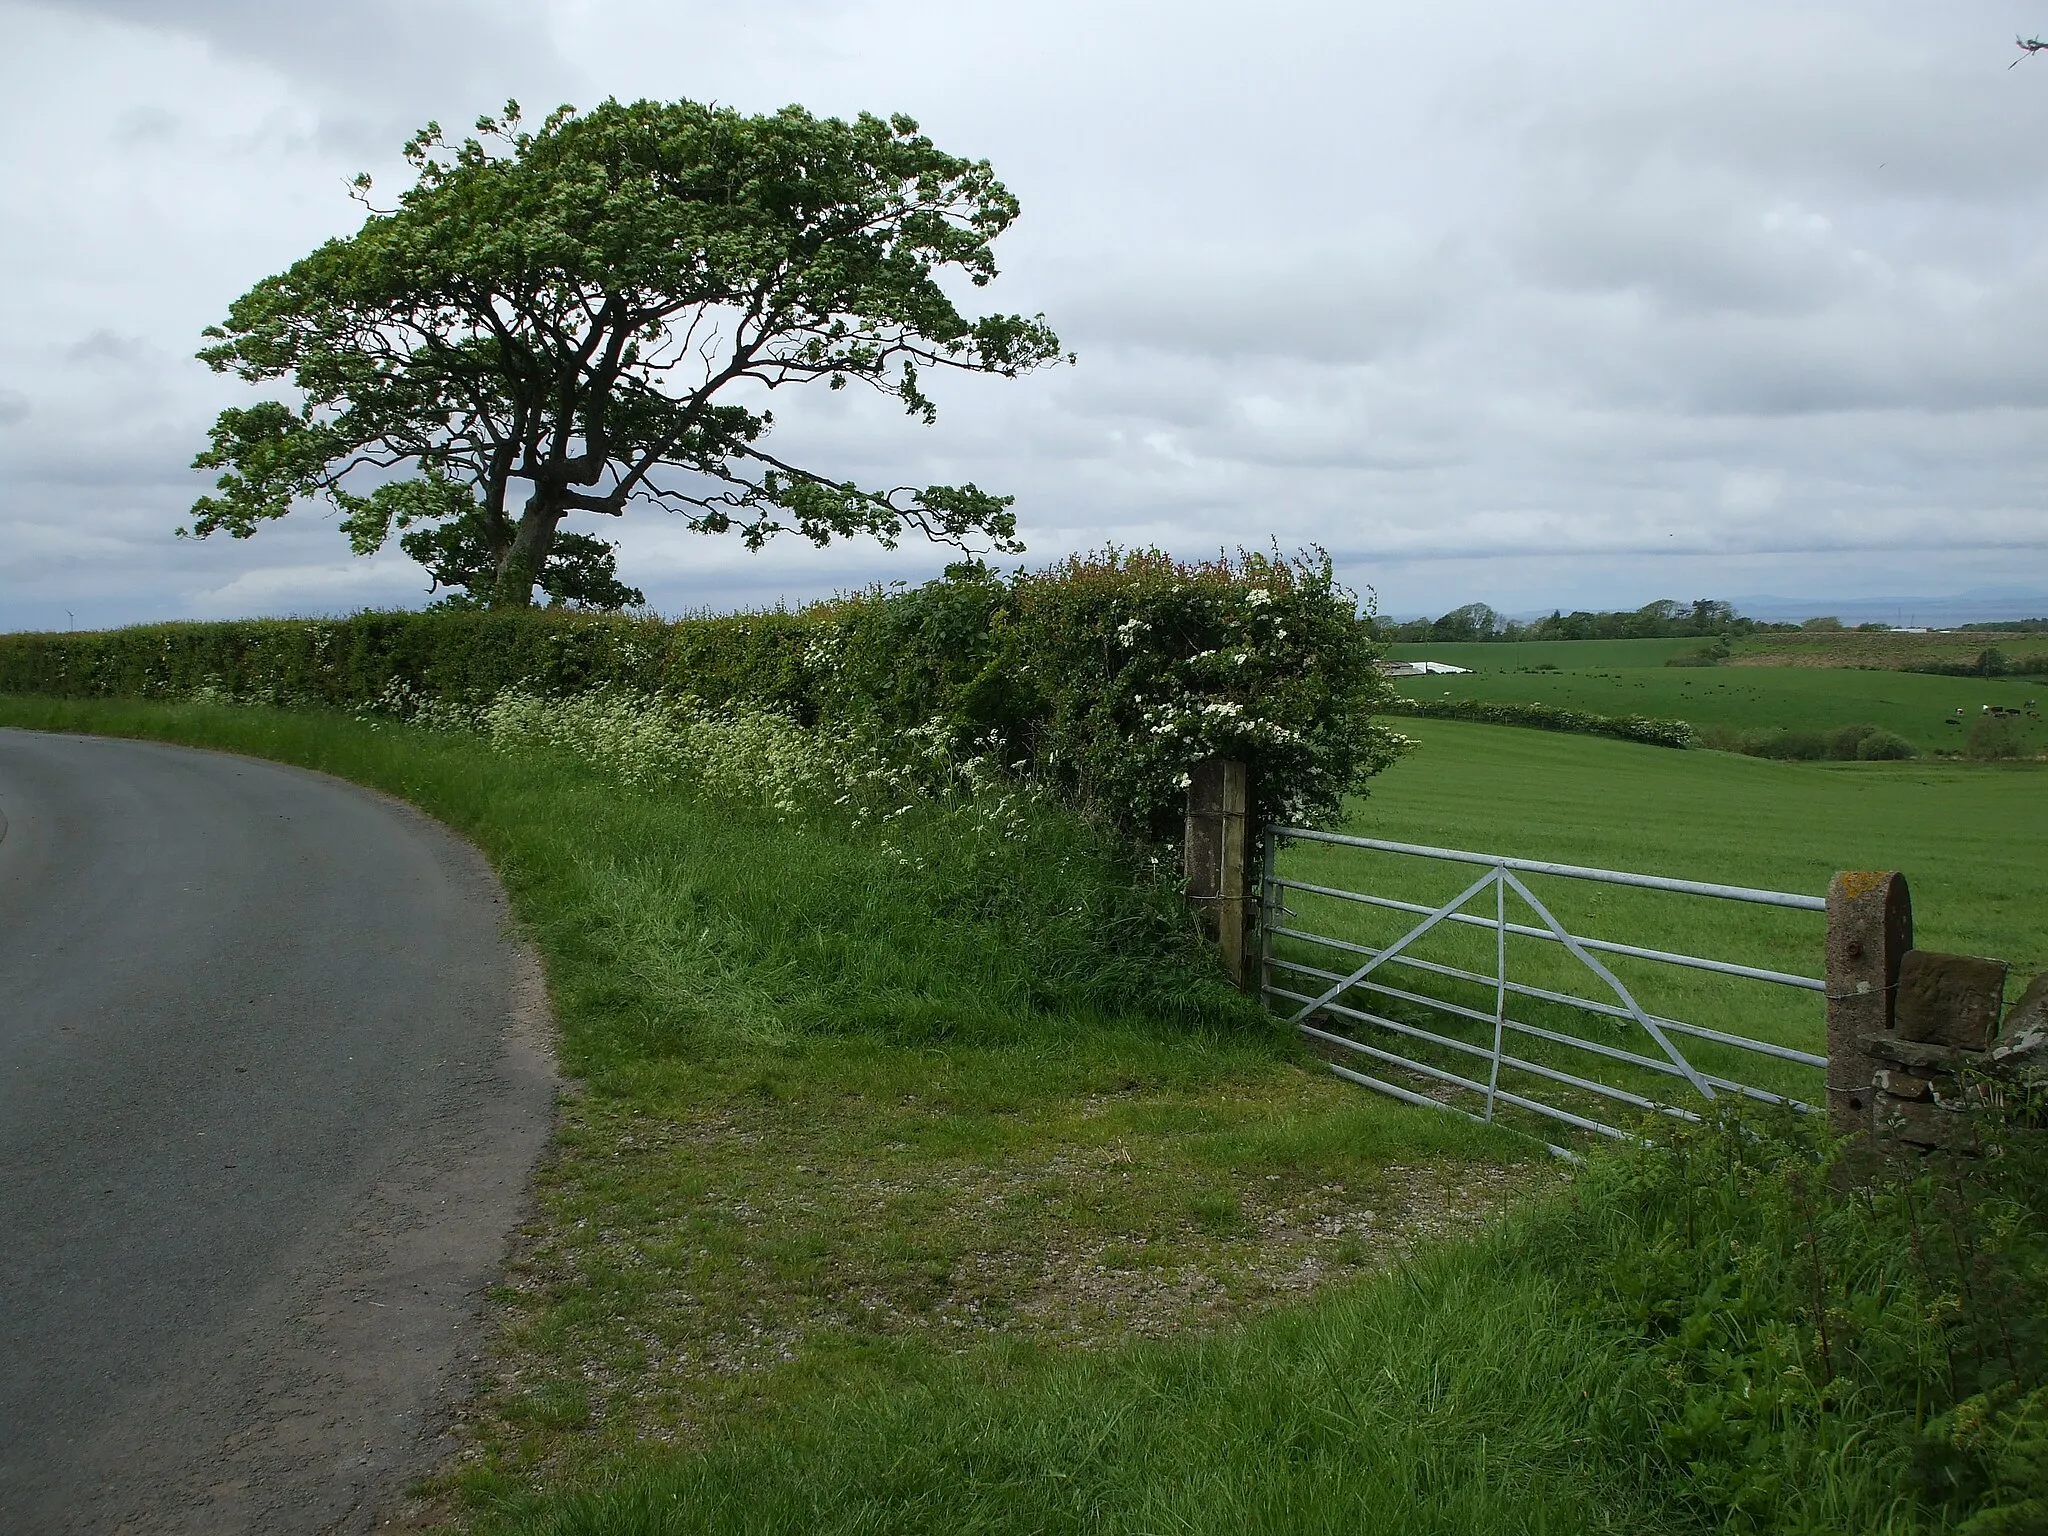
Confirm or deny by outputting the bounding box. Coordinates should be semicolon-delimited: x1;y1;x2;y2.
1271;719;2048;1140
1387;629;2048;673
1732;628;2048;669
1385;637;1700;669
1384;644;2045;754
1336;717;2045;973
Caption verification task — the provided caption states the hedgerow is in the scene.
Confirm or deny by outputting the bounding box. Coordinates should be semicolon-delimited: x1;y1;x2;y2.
1383;695;1695;749
0;548;1402;841
1695;721;1920;762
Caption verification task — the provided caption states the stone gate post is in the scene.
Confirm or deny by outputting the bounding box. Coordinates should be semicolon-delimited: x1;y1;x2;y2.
1824;870;1913;1137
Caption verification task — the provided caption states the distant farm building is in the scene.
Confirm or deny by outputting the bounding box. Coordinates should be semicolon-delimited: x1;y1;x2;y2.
1379;660;1473;678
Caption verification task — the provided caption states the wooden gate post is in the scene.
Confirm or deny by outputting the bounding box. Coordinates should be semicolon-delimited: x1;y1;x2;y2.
1824;871;1913;1137
1185;758;1254;987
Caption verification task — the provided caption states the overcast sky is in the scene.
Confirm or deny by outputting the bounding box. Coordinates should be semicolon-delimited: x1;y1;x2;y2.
4;0;2048;630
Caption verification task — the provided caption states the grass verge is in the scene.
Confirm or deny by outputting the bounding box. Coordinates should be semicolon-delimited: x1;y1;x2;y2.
482;1105;2048;1536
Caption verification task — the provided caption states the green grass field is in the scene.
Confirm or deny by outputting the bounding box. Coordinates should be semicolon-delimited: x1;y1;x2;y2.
1731;628;2048;670
1340;717;2044;968
1385;641;2047;754
1388;629;2048;673
6;696;2043;1532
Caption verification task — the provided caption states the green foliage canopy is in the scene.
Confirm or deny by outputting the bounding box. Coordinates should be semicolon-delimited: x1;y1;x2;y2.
187;98;1063;607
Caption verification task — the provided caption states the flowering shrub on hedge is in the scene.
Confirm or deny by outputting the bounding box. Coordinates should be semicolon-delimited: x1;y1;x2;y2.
807;549;1404;838
0;548;1397;843
1384;695;1696;749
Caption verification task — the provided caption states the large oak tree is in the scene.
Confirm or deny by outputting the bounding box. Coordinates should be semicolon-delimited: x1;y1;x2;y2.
187;98;1063;608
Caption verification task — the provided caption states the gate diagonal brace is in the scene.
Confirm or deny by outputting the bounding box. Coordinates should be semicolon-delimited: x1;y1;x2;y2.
1497;868;1716;1103
1287;866;1502;1026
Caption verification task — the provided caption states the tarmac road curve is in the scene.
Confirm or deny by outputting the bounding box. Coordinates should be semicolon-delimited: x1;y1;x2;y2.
0;731;556;1534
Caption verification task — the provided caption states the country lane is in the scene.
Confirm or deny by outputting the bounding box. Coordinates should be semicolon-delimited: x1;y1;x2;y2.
0;731;555;1534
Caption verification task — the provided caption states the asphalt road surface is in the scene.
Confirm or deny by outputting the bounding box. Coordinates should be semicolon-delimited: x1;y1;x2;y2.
0;731;556;1534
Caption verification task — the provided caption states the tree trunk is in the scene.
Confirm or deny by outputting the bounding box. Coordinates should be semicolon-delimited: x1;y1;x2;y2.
491;502;562;608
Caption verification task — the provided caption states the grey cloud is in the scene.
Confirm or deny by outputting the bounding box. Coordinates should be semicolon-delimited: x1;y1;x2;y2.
25;0;561;105
66;330;156;367
114;104;179;144
1506;57;2048;210
1506;177;1855;319
0;388;27;426
1567;285;2048;417
1053;244;1463;365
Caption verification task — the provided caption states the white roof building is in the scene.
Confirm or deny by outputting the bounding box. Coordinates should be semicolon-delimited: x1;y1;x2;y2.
1379;660;1473;677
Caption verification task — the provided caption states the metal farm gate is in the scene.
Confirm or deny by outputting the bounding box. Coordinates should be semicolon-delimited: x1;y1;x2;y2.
1258;829;1830;1157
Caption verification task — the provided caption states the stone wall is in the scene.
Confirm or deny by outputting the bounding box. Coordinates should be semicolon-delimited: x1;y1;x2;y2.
1863;957;2047;1154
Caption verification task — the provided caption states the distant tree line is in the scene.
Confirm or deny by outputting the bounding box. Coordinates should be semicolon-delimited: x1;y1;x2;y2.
1954;617;2048;634
1374;599;1789;645
1375;600;2048;645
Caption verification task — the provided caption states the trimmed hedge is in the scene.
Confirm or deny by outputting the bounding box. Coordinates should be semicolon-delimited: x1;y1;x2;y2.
1694;722;1918;762
0;549;1403;840
1384;695;1695;749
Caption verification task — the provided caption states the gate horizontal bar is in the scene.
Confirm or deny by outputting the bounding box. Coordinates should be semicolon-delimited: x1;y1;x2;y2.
1271;830;1827;911
1278;986;1703;1123
1297;1020;1630;1141
1271;878;1826;991
1268;926;1829;1068
1267;954;1818;1110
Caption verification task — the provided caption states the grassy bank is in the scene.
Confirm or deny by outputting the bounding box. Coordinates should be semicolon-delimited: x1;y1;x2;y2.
483;1107;2048;1536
